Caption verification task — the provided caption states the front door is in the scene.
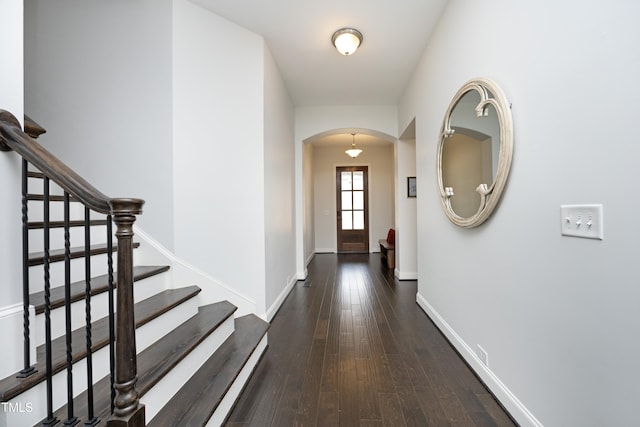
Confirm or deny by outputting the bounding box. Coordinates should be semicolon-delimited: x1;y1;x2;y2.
336;166;369;253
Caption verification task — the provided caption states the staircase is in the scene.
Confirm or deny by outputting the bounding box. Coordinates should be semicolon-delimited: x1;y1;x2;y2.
0;112;269;426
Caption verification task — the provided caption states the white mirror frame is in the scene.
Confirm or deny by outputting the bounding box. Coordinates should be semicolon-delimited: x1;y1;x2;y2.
437;78;513;228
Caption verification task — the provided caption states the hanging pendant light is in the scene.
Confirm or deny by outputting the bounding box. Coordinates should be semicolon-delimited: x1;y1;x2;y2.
345;133;363;158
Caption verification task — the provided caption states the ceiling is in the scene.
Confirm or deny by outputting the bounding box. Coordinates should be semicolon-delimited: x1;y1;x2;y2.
191;0;449;145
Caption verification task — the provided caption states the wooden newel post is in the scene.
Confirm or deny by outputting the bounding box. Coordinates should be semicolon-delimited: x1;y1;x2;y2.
107;198;146;427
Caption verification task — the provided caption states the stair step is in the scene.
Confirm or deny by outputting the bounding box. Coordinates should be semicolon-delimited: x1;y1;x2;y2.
0;286;200;402
148;314;269;427
43;301;237;425
28;219;109;229
28;242;140;266
27;193;78;202
30;265;170;315
27;170;45;179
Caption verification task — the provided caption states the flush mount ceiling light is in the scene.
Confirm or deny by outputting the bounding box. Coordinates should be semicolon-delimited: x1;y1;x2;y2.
345;133;363;158
332;27;363;56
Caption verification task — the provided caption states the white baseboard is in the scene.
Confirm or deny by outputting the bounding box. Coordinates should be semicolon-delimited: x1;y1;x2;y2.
314;248;335;253
0;303;36;379
415;292;542;427
264;275;297;322
305;251;315;267
394;269;417;280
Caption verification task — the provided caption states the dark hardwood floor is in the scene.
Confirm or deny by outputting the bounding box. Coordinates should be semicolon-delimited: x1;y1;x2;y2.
226;253;516;426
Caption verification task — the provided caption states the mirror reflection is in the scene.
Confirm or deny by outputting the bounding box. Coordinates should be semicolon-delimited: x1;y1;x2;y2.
436;78;513;228
442;89;500;218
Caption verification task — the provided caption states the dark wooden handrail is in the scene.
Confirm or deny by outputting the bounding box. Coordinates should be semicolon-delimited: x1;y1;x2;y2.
0;109;146;426
0;110;114;214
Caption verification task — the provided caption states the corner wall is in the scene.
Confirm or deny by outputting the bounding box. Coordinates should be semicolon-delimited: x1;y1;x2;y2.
173;0;266;311
0;0;27;379
400;1;640;425
263;44;297;320
394;129;417;280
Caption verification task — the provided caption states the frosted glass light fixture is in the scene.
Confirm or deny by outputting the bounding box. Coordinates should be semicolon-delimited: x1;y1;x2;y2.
345;133;363;158
332;28;363;56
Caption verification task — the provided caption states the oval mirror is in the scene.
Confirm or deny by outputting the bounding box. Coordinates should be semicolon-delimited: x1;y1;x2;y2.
437;78;513;227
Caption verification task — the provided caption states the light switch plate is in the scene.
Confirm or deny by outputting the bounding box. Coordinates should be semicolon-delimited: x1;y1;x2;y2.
560;204;603;240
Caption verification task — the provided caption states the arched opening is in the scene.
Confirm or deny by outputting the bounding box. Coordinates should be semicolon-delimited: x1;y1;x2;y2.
302;128;395;258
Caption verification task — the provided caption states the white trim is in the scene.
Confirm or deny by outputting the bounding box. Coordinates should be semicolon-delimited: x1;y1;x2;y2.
314;248;335;253
0;303;36;379
394;269;417;280
0;302;23;318
297;252;314;279
305;251;315;267
415;292;542;427
264;275;298;322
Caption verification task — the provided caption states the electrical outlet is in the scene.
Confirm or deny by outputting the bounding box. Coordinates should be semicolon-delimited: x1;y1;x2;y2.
560;204;603;240
477;345;489;367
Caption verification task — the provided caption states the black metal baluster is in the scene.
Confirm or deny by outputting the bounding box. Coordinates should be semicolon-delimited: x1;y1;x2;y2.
84;207;98;426
18;159;36;378
63;192;79;426
42;176;58;426
107;216;115;414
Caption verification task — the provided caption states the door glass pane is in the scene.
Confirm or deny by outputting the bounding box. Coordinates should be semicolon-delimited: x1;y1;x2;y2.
341;191;352;210
353;191;364;210
341;172;352;191
342;211;352;230
353;211;364;230
353;171;364;190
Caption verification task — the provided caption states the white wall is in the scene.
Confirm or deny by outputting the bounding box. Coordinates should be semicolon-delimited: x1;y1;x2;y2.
395;125;417;280
21;0;295;321
0;0;24;307
263;44;296;319
302;143;315;269
24;0;175;250
0;0;28;378
312;144;394;253
173;0;266;310
400;1;640;426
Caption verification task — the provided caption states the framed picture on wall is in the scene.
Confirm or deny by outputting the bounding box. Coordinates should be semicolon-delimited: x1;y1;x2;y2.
407;176;417;198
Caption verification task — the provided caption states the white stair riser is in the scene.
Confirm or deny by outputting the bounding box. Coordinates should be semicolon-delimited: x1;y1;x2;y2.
28;251;144;294
33;273;171;347
134;295;200;353
29;254;113;294
141;316;235;420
